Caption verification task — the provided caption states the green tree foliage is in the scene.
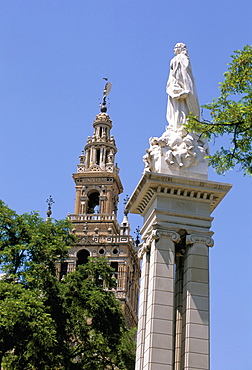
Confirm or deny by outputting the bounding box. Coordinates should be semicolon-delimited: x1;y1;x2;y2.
0;283;59;369
62;260;136;370
0;201;136;369
186;45;252;175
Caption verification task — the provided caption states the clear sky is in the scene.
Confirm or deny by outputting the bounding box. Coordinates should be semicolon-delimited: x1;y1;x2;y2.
1;1;252;368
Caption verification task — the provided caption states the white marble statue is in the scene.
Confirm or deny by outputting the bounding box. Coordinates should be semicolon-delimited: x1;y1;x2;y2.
166;43;200;128
142;43;209;179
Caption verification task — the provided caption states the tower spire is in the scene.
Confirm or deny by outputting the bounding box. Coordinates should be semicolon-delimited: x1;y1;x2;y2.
100;79;112;113
76;81;118;176
46;195;54;219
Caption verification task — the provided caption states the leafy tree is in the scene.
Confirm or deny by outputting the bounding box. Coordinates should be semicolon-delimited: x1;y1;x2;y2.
0;282;59;369
186;44;252;175
0;200;74;369
62;259;136;370
0;201;136;369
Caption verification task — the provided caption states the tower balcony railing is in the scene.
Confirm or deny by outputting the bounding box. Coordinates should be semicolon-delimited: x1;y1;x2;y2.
68;213;116;221
77;164;119;174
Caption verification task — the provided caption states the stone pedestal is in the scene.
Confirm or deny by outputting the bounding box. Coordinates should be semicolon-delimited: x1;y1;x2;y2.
127;172;231;370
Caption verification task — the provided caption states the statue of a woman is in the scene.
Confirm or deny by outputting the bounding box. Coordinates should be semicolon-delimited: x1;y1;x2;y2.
166;43;200;128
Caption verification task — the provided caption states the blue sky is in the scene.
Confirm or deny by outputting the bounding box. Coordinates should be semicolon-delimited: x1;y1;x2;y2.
1;1;252;368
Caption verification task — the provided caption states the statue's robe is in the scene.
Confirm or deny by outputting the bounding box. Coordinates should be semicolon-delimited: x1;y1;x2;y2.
166;53;200;128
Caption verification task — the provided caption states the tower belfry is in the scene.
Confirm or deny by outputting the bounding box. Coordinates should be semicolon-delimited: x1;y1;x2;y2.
65;83;140;327
73;105;121;220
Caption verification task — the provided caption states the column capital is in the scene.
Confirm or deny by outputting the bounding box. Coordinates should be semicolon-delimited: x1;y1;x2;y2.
80;196;87;201
138;229;159;259
158;229;181;243
138;228;180;259
186;234;214;247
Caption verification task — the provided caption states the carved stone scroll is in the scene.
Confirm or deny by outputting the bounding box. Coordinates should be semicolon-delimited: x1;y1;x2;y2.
186;234;214;247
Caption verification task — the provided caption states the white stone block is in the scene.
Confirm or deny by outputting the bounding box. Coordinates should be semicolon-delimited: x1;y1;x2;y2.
149;275;174;292
139;279;149;292
150;318;173;335
184;352;209;369
151;303;174;319
149;347;173;365
145;316;151;336
184;254;209;269
184;323;209;340
152;261;175;277
136;345;143;360
183;281;209;297
187;295;209;311
138;300;147;314
144;364;171;370
148;289;174;306
151;248;174;265
147;274;154;293
186;244;209;257
137;315;146;332
149;332;173;349
184;268;209;284
135;358;142;370
186;337;209;355
143;332;151;353
185;308;209;325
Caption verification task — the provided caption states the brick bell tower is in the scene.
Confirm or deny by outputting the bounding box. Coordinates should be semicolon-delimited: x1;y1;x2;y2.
65;82;140;328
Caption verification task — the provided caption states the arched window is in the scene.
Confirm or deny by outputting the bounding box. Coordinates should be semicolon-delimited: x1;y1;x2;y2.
96;149;100;165
87;191;100;214
60;262;68;280
76;249;90;267
111;261;118;281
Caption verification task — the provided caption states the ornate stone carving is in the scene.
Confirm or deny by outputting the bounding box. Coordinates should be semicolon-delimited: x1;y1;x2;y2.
138;229;180;259
89;165;102;172
143;129;209;174
138;229;160;259
105;165;114;172
162;129;209;169
138;244;149;259
77;165;85;173
143;137;161;172
186;234;214;247
159;230;181;243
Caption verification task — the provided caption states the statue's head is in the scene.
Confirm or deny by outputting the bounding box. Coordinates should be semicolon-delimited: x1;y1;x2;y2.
174;43;188;56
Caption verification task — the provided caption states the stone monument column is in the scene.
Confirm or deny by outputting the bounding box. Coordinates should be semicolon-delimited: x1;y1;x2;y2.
181;234;213;370
127;174;231;370
126;41;232;370
135;247;150;370
136;227;180;370
143;229;180;369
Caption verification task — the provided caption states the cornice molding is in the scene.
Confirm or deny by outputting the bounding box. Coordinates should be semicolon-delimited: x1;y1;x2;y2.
126;172;232;215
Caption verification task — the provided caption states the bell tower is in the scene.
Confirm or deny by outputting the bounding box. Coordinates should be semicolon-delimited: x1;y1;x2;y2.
73;107;122;224
66;82;140;328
